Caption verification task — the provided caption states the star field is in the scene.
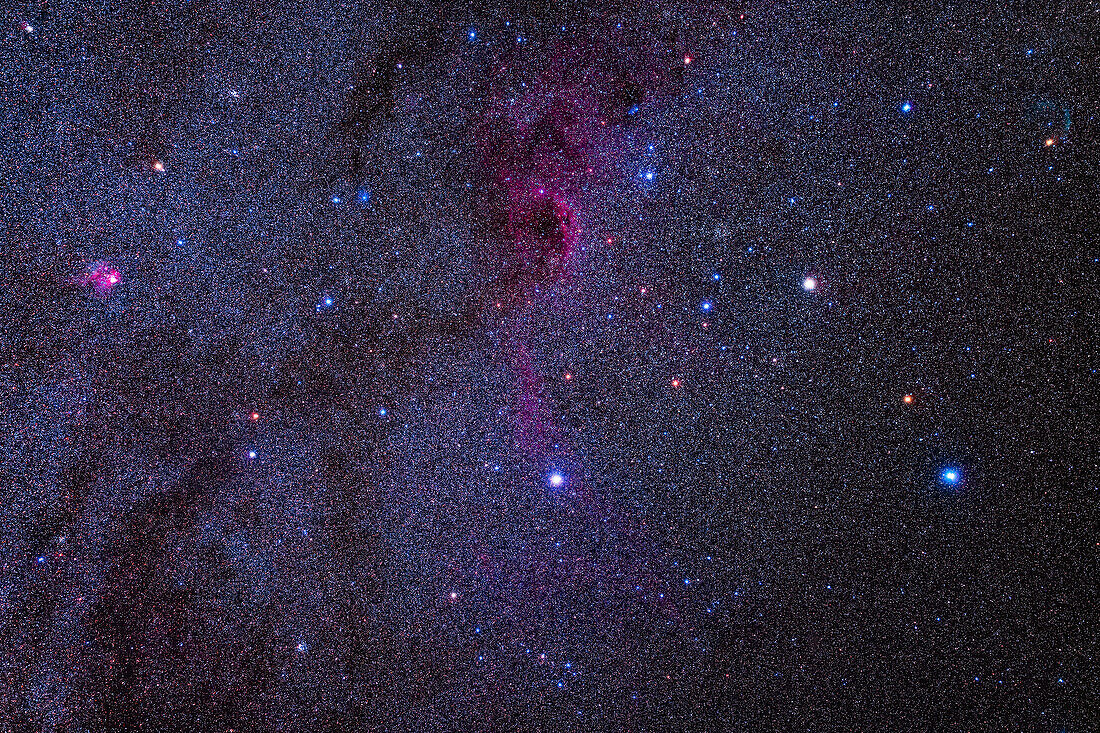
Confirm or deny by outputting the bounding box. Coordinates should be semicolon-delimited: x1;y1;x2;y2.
1;1;1095;730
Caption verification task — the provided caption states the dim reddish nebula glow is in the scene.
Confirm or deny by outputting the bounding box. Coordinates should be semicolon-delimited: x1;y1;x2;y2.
467;37;694;628
503;184;580;288
77;261;122;295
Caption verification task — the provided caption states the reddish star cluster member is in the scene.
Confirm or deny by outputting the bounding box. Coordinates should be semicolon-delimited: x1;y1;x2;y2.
76;261;121;296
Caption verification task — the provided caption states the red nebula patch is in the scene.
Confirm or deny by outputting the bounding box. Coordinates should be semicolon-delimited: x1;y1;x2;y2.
77;261;122;296
503;183;579;284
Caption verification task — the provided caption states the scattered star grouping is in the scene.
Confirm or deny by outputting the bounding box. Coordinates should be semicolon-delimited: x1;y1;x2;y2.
1;1;1095;731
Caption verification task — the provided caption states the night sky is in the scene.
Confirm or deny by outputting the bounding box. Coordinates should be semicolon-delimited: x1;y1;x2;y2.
1;1;1095;730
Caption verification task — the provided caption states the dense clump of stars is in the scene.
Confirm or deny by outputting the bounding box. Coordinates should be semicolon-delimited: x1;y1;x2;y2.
0;2;1093;731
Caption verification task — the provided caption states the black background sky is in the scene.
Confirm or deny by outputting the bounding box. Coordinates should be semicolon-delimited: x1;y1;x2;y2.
1;1;1095;730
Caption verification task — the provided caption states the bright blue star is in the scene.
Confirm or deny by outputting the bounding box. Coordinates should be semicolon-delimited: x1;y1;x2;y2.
900;102;913;114
357;189;371;204
700;301;712;312
941;468;961;485
331;195;342;205
549;472;565;488
378;407;387;417
467;28;476;41
712;273;720;281
643;170;655;181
